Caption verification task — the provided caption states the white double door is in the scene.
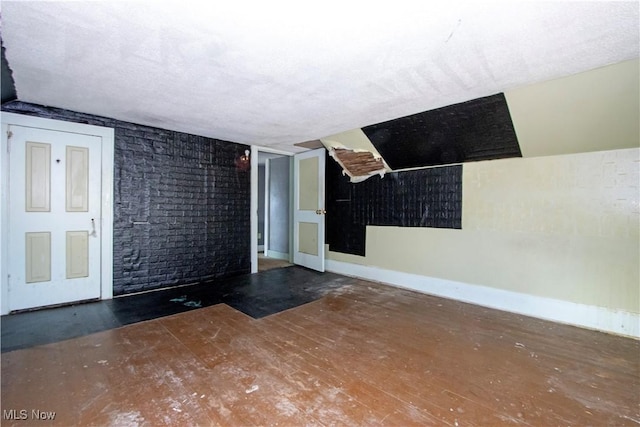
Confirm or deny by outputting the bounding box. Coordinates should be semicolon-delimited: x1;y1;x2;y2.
7;124;102;311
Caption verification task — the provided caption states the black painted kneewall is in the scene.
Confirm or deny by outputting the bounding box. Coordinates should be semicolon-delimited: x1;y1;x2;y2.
2;101;251;295
325;152;462;256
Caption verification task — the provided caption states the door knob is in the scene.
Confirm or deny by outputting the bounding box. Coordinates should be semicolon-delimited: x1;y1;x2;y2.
315;209;326;215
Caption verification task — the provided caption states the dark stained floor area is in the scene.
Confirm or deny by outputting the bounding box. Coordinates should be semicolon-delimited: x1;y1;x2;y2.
1;268;639;426
1;266;348;352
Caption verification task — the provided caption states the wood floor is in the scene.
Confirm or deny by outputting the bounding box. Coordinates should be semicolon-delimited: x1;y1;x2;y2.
258;254;293;272
2;277;638;426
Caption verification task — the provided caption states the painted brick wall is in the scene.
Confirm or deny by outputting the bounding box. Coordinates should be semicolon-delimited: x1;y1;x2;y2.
326;152;462;256
362;93;521;170
2;101;251;295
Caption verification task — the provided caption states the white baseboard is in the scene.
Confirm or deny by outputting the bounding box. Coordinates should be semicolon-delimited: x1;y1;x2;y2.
265;250;290;262
326;259;639;339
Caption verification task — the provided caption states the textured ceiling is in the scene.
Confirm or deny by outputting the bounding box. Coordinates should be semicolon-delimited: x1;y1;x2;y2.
1;1;638;153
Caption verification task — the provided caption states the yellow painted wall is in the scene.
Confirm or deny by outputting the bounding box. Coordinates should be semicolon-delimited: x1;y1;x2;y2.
327;60;640;314
329;148;639;312
506;59;639;158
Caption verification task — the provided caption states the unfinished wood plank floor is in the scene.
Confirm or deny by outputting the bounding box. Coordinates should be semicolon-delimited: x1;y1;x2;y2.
2;278;639;426
258;254;293;272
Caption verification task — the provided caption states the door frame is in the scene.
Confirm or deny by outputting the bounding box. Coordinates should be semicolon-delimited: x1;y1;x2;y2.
250;145;293;274
0;113;115;315
263;158;270;256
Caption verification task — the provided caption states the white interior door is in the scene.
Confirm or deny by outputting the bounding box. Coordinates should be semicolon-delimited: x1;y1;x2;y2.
293;148;325;272
7;124;102;311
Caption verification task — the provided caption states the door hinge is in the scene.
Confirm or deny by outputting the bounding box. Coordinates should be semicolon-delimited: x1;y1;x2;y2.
6;130;12;153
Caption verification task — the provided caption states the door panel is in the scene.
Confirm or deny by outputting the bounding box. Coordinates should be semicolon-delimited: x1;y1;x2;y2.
8;125;102;311
66;145;89;212
25;141;51;212
293;148;325;272
298;222;319;255
298;157;319;210
66;231;89;279
25;232;51;283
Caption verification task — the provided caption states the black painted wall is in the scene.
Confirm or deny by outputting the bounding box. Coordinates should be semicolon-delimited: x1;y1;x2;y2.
362;93;521;170
2;101;251;295
326;152;462;256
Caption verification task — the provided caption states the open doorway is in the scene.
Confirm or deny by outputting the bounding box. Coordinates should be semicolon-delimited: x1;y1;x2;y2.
251;148;293;273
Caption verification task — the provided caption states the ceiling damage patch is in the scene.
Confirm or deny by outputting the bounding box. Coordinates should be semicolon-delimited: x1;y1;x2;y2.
321;129;390;183
328;147;389;183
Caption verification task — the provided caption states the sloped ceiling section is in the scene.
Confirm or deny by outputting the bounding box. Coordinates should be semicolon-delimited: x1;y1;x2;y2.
321;93;521;178
324;57;639;178
1;2;638;152
362;93;521;170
